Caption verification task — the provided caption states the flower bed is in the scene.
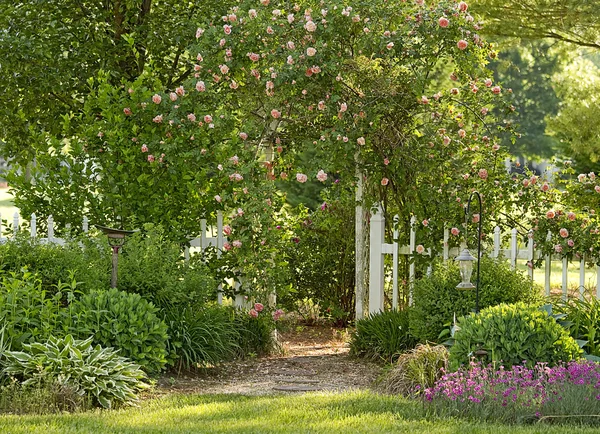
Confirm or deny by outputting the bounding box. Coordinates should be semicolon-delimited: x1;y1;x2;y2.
425;361;600;423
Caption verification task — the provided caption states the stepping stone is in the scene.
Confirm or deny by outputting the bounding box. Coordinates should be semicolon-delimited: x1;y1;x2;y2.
272;369;317;377
272;385;323;392
278;379;320;384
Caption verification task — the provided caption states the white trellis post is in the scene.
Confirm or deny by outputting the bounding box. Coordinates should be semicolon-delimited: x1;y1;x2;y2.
527;230;534;281
368;205;385;314
217;211;224;305
544;231;552;297
579;255;586;300
510;228;518;269
408;216;416;306
392;215;399;310
493;226;501;259
597;264;600;299
562;257;568;300
47;215;54;242
30;213;36;238
443;226;449;263
13;212;19;236
82;216;89;233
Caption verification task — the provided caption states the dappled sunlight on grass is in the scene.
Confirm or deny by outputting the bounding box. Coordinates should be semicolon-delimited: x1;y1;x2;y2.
2;391;600;433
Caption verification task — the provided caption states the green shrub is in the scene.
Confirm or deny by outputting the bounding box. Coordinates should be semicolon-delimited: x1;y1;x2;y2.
409;258;543;343
3;335;149;409
0;271;74;351
380;344;448;395
70;288;168;373
117;225;217;308
0;379;91;414
553;297;600;357
449;302;582;369
350;310;416;362
0;235;109;296
234;308;277;358
164;305;240;371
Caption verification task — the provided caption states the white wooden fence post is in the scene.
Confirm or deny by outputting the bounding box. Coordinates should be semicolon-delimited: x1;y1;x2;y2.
408;216;416;306
30;213;36;238
545;231;552;297
82;216;89;233
443;226;449;263
47;215;54;242
217;211;224;305
392;215;399;310
510;228;518;269
562;257;568;300
368;205;385;314
527;230;534;280
493;226;501;259
579;255;586;300
13;212;19;236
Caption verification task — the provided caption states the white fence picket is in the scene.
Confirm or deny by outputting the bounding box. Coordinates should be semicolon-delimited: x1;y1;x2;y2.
562;257;568;300
13;212;18;236
30;213;36;238
510;228;518;269
408;216;416;306
545;231;552;297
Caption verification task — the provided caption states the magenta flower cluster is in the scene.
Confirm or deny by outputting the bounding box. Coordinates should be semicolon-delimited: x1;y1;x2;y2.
425;361;600;416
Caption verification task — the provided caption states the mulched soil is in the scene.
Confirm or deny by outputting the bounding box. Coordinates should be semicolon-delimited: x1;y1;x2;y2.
156;325;382;396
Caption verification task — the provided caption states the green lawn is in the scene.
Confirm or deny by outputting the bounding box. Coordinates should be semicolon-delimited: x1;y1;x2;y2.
0;391;598;434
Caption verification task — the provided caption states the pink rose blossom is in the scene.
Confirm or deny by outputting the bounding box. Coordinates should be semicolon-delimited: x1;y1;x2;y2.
484;78;493;87
239;132;248;140
492;86;501;95
357;137;366;146
141;144;148;153
438;17;449;28
555;244;563;253
271;109;281;118
187;113;196;122
204;115;213;123
296;173;308;183
248;52;260;62
223;25;232;35
384;158;390;166
386;42;394;50
147;154;155;162
568;212;576;221
195;81;206;92
316;170;328;182
478;168;488;180
287;41;295;50
152;94;162;104
416;244;425;254
196;28;204;38
249;308;258;318
305;20;317;32
457;40;468;50
542;182;550;192
176;86;185;96
214;195;222;203
230;155;239;165
219;64;229;75
568;239;575;247
152;115;163;123
381;177;389;186
451;227;460;236
546;210;556;219
249;9;257;18
254;303;264;312
223;225;232;235
472;214;480;223
559;228;569;238
578;173;587;182
458;1;468;11
272;309;284;321
223;242;232;251
595;185;600;193
266;26;274;34
123;107;132;116
306;47;317;57
232;240;242;248
422;219;429;227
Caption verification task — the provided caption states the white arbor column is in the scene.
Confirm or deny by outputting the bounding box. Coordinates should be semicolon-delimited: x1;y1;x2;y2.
369;205;385;314
355;155;366;320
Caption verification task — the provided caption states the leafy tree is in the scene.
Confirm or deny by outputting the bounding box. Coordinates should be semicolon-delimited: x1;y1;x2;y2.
471;0;600;49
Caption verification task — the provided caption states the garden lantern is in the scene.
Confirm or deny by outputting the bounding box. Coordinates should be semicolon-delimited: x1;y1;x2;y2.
95;225;137;288
455;248;476;290
455;191;483;313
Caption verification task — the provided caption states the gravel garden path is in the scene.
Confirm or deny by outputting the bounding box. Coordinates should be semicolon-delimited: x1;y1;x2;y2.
158;325;382;395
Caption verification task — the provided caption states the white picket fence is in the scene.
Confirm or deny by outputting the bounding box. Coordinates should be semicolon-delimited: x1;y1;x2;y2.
368;207;600;314
2;211;234;304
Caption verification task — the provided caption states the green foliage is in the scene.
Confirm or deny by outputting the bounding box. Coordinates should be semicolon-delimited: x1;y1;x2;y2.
117;226;217;308
163;305;240;371
0;271;75;351
3;335;149;409
380;344;448;395
0;234;108;296
284;189;355;325
409;258;542;343
449;302;582;369
0;379;91;414
554;297;600;357
70;288;168;374
350;310;416;363
234;309;277;358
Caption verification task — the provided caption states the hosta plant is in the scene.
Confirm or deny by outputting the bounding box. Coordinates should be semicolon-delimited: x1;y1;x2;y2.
70;287;169;373
450;302;582;369
3;335;150;409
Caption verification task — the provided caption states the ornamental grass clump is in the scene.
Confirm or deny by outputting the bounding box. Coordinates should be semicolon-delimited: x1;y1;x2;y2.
425;361;600;424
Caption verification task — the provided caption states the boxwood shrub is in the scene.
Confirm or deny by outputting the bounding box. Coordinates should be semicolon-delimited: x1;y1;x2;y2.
409;258;543;343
